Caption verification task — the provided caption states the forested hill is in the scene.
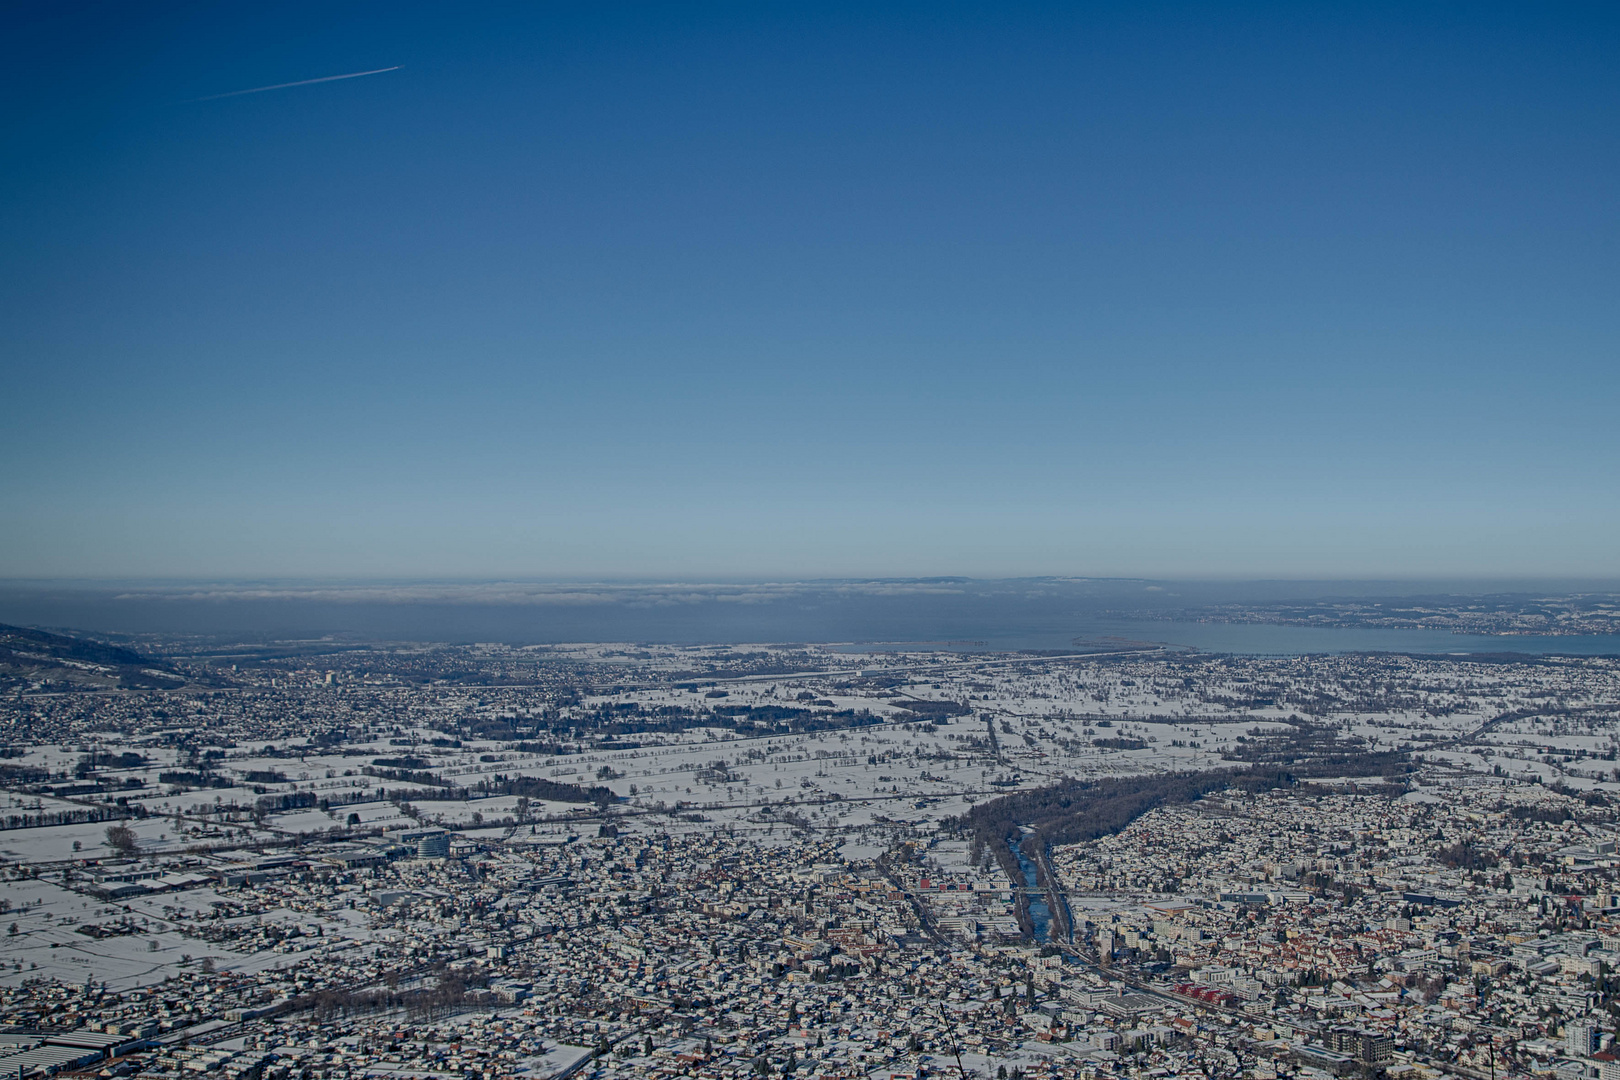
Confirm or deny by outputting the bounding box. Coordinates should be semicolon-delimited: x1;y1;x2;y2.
0;623;188;691
949;750;1417;900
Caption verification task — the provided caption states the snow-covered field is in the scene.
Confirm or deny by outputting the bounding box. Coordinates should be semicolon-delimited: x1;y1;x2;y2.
2;645;1618;995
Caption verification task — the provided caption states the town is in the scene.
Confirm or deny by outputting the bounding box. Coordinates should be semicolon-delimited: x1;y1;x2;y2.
4;630;1620;1079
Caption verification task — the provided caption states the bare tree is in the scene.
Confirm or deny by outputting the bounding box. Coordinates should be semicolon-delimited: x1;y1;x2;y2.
105;824;139;856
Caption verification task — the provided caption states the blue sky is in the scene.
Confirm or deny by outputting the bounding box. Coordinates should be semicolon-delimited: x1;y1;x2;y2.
2;2;1616;579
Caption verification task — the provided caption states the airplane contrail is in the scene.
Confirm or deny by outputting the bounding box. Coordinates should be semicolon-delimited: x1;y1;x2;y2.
192;66;401;102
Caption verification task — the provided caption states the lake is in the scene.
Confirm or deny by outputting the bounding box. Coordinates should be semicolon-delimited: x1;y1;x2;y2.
0;579;1615;657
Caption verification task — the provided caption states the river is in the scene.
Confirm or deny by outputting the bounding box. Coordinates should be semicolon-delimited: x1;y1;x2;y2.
1010;835;1053;943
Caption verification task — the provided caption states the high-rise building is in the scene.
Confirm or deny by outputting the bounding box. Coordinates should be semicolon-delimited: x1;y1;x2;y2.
1326;1028;1394;1064
1568;1020;1601;1057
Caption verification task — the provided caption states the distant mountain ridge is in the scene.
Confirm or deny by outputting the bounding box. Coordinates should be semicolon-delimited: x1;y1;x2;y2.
0;623;187;691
